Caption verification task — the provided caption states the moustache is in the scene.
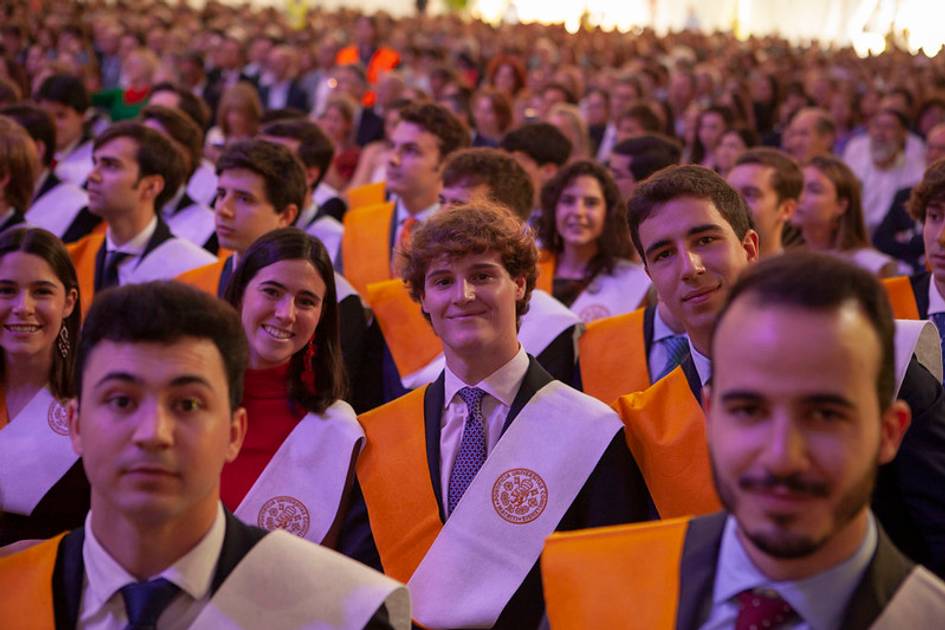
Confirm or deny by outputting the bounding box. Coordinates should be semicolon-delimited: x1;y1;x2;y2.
739;472;829;498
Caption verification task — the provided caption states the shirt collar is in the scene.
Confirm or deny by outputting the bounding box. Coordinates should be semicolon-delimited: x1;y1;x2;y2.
652;306;682;343
161;186;188;217
929;277;945;315
688;338;712;386
82;503;227;613
714;514;877;630
296;199;319;228
106;216;158;256
395;198;439;226
443;346;529;410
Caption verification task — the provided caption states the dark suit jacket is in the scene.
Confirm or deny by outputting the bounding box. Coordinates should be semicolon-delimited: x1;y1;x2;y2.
341;357;653;629
51;509;393;629
675;512;916;630
873;186;924;273
588;123;606;155
0;461;89;547
356;108;386;147
908;270;932;318
258;80;310;112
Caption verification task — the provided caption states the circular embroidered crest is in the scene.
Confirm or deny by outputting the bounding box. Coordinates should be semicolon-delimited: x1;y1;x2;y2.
579;304;611;322
492;468;548;524
257;496;311;537
47;400;69;436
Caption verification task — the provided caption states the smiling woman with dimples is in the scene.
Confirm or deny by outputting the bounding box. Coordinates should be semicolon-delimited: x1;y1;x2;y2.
537;159;651;322
0;227;88;546
220;227;363;548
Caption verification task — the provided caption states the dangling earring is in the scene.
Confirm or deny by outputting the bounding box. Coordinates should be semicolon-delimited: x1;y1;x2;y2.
301;336;317;393
57;326;70;359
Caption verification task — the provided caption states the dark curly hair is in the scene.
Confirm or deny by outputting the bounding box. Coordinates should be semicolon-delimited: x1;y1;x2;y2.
398;102;470;161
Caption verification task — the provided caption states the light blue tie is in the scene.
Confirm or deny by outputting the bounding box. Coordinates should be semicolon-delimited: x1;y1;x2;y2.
654;334;691;382
930;313;945;385
447;387;488;516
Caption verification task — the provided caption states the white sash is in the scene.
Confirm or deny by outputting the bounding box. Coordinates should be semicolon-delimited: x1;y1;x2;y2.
164;202;215;249
407;381;622;629
308;215;344;264
129;237;216;282
870;566;945;628
234;401;363;544
334;272;358;304
893;319;943;395
54;141;93;187
27;182;89;238
399;290;581;390
569;261;651;323
189;529;411;630
0;387;77;514
187;161;218;206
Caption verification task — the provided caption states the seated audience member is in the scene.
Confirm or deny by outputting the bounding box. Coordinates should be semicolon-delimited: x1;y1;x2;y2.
690;105;734;170
91;47;157;122
205;83;263;163
340;102;469;295
0;281;409;629
343;204;650;630
147;81;211;131
726;147;803;257
140;105;217;253
1;105;94;241
67;122;215;315
874;122;945;273
543;253;945;628
613;103;665;145
221;228;362;547
612;164;945;575
35;73;95;186
0;115;33;233
500;122;572;222
0;227;87;546
368;148;581;400
795;154;899;277
547;103;590;162
713;126;757;178
607;133;682;204
317;94;361;198
782;106;837;163
471;87;512;148
537;159;650;322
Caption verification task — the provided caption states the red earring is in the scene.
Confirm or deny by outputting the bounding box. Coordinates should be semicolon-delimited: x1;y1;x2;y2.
301;336;317;393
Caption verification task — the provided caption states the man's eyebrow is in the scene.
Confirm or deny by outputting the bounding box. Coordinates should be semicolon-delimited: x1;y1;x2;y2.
643;224;725;260
95;372;140;388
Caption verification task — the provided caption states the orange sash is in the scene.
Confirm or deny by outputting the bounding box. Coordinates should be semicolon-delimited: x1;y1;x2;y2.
536;250;555;295
882;276;921;320
0;532;66;629
176;257;228;297
366;280;442;377
356;387;443;583
613;367;721;518
346;182;386;209
342;201;395;295
579;308;649;405
66;233;104;319
542;518;690;630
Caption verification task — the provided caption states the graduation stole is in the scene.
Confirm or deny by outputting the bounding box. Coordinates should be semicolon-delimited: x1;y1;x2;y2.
579;308;650;405
0;532;66;629
882;276;920;320
341;201;395;295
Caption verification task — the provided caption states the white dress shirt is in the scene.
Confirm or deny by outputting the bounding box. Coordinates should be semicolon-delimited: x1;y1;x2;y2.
79;503;227;630
647;306;689;382
688;338;713;387
105;217;158;286
929;277;945;317
439;347;529;515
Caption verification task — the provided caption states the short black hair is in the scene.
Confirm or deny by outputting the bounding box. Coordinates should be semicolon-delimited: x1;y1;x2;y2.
714;252;895;407
149;81;211;131
261;118;334;190
734;147;802;204
501;122;572;167
76;281;248;411
611;133;682;183
441;148;534;220
36;74;89;114
1;103;56;166
216;139;306;214
94;121;186;210
398;102;470;160
140;104;203;178
628;165;753;263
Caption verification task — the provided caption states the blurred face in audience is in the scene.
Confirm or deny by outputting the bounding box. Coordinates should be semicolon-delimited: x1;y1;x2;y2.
387;121;443;201
715;131;748;177
784;109;833;163
925;125;945;165
39;100;84;151
795;165;846;237
608;152;636;201
868;112;906;167
727;163;792;255
213;168;295;253
922;199;945;283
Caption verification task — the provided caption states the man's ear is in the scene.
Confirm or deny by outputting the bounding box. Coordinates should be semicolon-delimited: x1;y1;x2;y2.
278;203;300;227
777;198;797;224
225;406;248;463
305;166;321;191
878;400;911;465
139;174;165;202
513;274;527;300
67;398;83;456
741;229;761;263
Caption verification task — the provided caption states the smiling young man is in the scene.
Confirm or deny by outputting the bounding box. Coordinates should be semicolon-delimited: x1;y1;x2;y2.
609;164;945;576
345;204;650;630
543;254;945;629
66;122;215;316
0;281;408;629
341;102;469;295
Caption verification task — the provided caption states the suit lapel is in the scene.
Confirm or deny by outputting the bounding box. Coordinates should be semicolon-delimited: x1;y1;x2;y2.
911;271;932;319
675;512;727;630
209;509;269;595
92;237;109;292
680;353;703;406
0;210;25;233
643;304;656;358
502;356;553;433
33;171;62;202
52;528;86;630
839;525;914;630
139;218;174;263
424;373;447;522
217;255;235;298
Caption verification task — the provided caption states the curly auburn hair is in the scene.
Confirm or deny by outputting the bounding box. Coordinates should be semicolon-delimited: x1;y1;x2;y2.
400;203;538;325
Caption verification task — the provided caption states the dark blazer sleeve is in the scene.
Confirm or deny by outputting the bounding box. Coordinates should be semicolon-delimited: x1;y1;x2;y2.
535;326;577;387
872;187;924;273
0;460;90;547
873;357;945;577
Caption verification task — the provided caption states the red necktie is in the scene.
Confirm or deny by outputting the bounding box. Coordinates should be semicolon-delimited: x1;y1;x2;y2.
391;216;417;275
735;588;799;630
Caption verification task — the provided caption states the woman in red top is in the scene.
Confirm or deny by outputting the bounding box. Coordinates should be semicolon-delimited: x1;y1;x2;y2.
221;227;362;547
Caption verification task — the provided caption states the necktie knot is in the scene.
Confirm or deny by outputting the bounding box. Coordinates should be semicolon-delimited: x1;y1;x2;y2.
101;250;130;290
735;588;798;630
655;333;690;381
120;577;180;630
457;386;486;412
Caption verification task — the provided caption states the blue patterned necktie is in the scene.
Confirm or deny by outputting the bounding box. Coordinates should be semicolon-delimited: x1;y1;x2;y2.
447;386;488;516
120;577;180;630
930;313;945;384
654;334;690;382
